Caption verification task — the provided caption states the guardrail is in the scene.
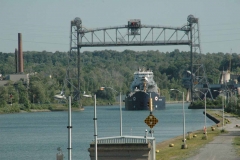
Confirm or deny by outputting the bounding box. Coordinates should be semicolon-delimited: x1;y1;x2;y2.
95;136;154;144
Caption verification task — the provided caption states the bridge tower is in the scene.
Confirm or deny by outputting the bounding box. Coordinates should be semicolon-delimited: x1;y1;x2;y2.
187;15;213;101
64;17;82;107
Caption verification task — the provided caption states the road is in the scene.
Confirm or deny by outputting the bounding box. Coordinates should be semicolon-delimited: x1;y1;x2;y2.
186;114;240;160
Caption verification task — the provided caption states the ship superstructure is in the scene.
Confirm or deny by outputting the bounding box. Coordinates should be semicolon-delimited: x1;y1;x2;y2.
125;68;166;110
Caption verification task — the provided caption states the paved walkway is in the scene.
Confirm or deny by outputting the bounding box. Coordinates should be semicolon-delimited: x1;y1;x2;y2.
186;114;240;160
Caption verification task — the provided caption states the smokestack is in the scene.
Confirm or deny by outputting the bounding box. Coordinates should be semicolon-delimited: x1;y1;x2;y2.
15;48;18;73
18;33;23;73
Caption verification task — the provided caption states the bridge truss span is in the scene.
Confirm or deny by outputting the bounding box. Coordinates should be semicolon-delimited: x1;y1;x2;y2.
67;15;203;107
74;22;191;48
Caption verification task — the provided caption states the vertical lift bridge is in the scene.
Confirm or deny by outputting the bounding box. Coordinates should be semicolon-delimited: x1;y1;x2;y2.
66;15;210;107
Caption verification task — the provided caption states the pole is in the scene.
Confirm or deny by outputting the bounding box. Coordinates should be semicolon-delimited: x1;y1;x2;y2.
196;89;208;138
77;31;81;108
182;91;186;149
150;93;152;113
149;92;155;159
223;92;226;129
145;129;148;143
153;138;156;160
120;92;122;136
67;96;72;160
170;89;187;149
222;94;224;130
94;94;98;160
190;23;193;102
204;93;207;138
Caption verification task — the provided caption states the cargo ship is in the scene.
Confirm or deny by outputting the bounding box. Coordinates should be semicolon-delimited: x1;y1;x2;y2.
124;68;166;110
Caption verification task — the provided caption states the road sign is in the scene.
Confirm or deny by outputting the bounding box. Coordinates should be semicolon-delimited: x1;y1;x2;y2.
144;114;158;128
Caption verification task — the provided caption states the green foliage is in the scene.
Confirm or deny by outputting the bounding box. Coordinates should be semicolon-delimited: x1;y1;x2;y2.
191;95;227;109
72;101;80;108
233;136;240;156
0;50;240;113
0;86;8;108
206;98;214;106
0;104;20;113
191;100;204;108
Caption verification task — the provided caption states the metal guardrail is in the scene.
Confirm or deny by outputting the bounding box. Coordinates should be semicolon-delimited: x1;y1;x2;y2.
95;136;154;144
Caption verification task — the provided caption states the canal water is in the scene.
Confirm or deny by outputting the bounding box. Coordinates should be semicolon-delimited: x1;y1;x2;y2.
0;103;215;160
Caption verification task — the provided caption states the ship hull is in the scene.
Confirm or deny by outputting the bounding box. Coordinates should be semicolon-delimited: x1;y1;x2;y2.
125;91;166;110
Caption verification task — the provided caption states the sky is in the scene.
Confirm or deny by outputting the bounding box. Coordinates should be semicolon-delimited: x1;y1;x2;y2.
0;0;240;54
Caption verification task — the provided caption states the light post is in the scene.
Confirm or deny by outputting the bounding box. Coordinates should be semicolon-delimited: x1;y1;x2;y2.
67;96;72;160
195;89;208;139
54;93;69;160
119;91;122;136
93;94;97;160
214;90;225;131
83;93;97;160
100;87;122;136
222;92;225;130
170;89;187;149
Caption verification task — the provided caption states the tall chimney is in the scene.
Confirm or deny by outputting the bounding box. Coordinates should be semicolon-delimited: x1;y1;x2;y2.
18;33;23;73
15;48;18;73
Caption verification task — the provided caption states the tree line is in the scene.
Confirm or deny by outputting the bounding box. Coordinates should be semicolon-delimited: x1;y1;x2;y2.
0;49;239;113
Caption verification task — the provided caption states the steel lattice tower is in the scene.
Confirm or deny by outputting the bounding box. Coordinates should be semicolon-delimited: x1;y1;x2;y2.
187;15;213;101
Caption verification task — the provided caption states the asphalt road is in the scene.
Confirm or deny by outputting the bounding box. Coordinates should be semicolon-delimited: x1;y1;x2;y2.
186;114;240;160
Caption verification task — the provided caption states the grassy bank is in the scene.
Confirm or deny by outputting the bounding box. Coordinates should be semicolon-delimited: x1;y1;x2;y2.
155;110;224;160
0;98;117;114
0;103;70;114
233;136;240;156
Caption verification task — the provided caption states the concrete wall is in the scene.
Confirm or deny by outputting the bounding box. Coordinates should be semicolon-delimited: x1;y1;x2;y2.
0;74;29;86
9;74;29;84
88;143;151;160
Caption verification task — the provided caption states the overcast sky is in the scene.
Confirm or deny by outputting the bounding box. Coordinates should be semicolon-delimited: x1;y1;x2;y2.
1;0;239;54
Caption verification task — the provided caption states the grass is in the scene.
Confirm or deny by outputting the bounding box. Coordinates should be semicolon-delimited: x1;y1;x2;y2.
155;110;224;160
233;135;240;156
156;127;221;160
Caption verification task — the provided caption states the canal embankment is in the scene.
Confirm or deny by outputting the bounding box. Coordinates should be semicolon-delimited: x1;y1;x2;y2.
155;109;240;160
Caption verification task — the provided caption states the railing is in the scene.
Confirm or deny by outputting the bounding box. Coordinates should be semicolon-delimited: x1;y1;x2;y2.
95;136;154;144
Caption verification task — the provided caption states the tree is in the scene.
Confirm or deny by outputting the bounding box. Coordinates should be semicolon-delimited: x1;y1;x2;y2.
0;86;8;108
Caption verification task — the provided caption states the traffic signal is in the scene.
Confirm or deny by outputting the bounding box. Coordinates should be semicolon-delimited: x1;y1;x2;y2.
147;98;153;111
